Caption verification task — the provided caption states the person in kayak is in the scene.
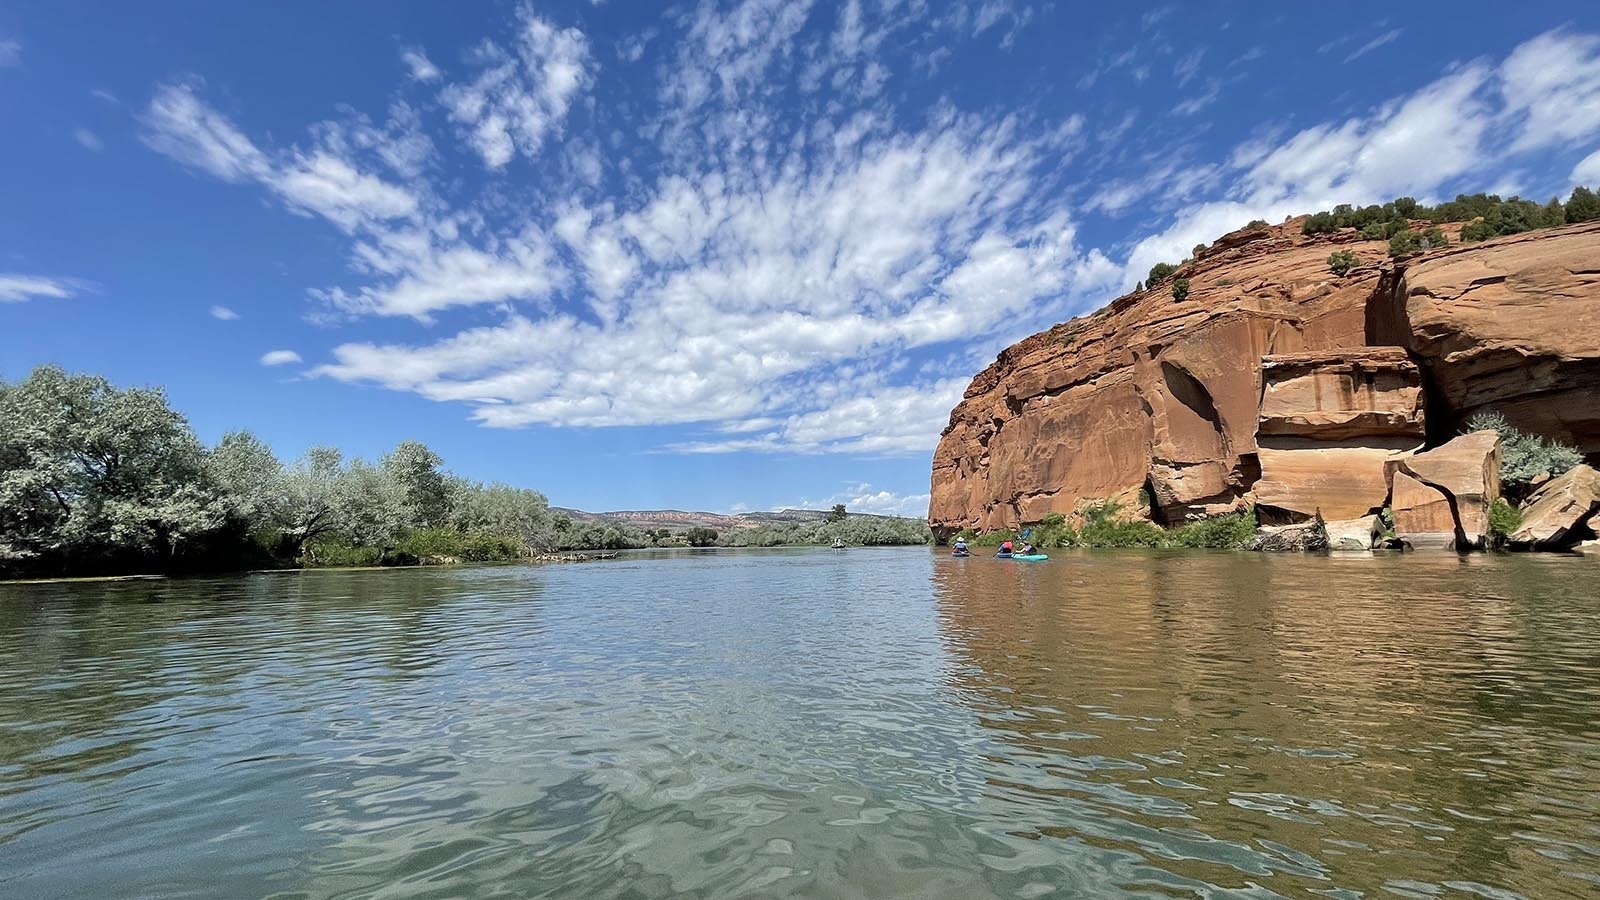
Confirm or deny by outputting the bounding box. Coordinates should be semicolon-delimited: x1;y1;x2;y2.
953;538;969;554
1019;542;1036;555
998;539;1013;555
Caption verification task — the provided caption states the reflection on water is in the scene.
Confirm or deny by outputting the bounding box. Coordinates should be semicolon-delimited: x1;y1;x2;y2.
1;550;1597;899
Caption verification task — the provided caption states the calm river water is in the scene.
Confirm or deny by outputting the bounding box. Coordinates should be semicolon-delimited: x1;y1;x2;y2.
2;549;1598;899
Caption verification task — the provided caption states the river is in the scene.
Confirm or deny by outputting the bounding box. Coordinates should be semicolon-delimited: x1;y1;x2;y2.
2;549;1597;899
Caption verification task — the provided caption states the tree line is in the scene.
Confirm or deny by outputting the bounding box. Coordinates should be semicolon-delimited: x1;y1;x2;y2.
0;366;927;579
1300;188;1600;241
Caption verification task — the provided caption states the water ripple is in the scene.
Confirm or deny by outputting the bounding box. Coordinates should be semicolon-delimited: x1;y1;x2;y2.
1;549;1598;898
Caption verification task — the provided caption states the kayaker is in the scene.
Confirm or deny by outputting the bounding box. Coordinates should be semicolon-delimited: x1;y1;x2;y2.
999;539;1013;555
1020;542;1036;555
953;538;969;554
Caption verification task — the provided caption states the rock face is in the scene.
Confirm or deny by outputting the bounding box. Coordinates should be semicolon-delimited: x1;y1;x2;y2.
1385;431;1502;550
1510;464;1600;548
1397;222;1600;452
930;219;1600;535
931;224;1386;531
1253;348;1424;523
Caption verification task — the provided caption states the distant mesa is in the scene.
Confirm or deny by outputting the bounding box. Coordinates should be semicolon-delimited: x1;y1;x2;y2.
551;507;907;530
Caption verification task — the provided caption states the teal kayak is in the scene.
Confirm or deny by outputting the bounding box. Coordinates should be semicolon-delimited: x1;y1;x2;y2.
1010;554;1050;561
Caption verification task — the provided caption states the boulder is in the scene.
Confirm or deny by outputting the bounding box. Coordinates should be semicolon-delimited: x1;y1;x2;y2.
1253;349;1424;523
1386;431;1502;550
1510;464;1600;548
1388;471;1458;550
1326;515;1382;550
1575;539;1600;556
1248;516;1330;552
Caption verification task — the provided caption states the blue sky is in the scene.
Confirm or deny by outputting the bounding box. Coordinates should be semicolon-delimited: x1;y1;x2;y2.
4;2;1600;516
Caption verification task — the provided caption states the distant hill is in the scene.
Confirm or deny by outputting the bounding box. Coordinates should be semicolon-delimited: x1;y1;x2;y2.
550;507;917;530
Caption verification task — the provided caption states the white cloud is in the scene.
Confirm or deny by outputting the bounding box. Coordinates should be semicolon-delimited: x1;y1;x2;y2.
1173;82;1221;116
274;150;420;230
1140;6;1175;31
0;274;87;303
91;88;120;104
1119;30;1600;288
312;109;1099;437
0;38;19;68
1575;147;1600;186
789;483;931;518
145;7;1600;464
144;84;423;234
1500;30;1600;154
260;350;302;366
142;83;273;182
1125;61;1501;284
210;305;240;320
400;46;440;81
73;128;103;151
1343;28;1402;64
439;8;592;168
669;380;966;455
1173;47;1205;87
660;0;816;113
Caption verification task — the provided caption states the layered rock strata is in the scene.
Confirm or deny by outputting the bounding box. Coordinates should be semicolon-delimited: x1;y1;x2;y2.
1398;224;1600;453
1253;348;1423;523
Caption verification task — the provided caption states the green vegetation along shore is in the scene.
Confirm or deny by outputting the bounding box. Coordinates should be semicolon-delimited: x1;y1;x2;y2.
0;366;928;580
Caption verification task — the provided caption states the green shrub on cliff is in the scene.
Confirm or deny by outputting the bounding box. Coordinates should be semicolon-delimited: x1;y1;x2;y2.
1147;262;1178;284
1170;278;1190;301
1420;226;1448;249
1327;250;1358;276
1388;229;1421;257
1299;190;1596;243
1463;410;1584;496
1565;185;1600;223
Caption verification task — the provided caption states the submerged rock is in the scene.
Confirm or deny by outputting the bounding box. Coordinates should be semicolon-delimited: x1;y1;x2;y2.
1510;464;1600;548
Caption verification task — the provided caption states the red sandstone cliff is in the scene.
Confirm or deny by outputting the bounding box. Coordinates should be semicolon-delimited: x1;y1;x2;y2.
929;219;1600;532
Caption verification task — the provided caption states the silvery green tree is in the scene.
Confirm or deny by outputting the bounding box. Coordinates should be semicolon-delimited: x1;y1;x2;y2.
270;446;347;556
206;430;283;524
0;366;225;566
383;440;449;528
448;479;552;550
336;458;408;548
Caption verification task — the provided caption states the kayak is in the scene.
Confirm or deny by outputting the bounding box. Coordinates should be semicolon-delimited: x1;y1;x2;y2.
951;551;970;557
994;552;1012;558
1010;554;1050;561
